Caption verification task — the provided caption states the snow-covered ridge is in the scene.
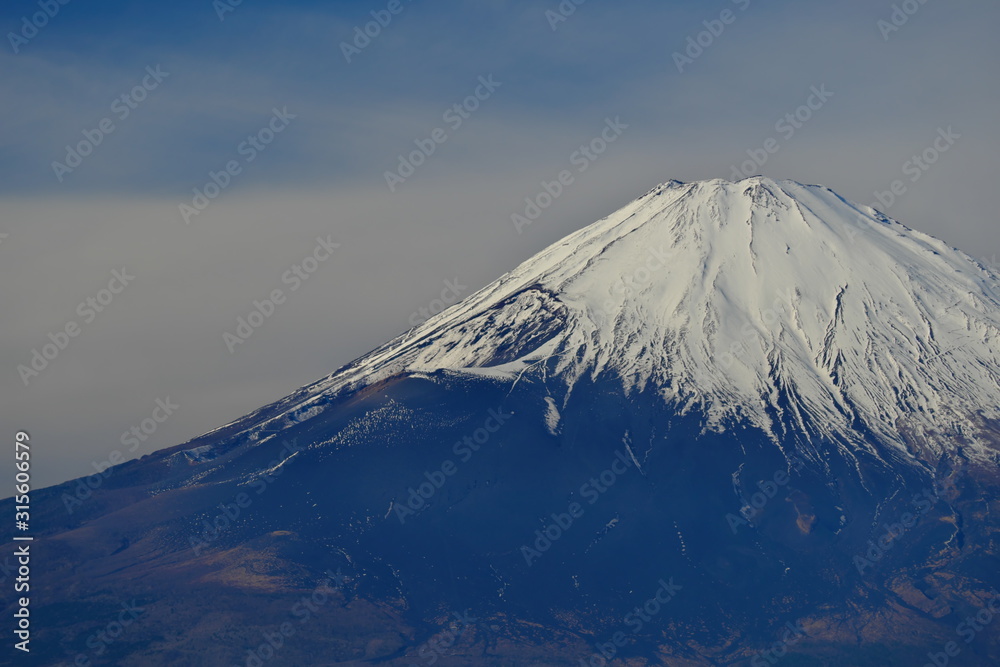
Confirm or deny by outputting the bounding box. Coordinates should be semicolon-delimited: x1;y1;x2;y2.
240;178;1000;460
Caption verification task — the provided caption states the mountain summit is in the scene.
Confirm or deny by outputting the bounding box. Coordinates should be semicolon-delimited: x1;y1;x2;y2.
12;178;1000;666
260;177;1000;463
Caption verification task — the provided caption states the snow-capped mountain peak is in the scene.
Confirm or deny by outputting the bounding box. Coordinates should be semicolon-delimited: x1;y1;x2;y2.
275;178;1000;461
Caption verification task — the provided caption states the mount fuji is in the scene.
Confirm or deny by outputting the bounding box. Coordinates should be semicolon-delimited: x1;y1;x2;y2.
9;177;1000;666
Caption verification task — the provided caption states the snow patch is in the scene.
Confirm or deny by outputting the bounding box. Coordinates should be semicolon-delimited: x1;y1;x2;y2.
543;397;561;436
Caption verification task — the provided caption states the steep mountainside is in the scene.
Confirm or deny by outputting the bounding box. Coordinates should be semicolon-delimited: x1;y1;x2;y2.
6;178;1000;666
